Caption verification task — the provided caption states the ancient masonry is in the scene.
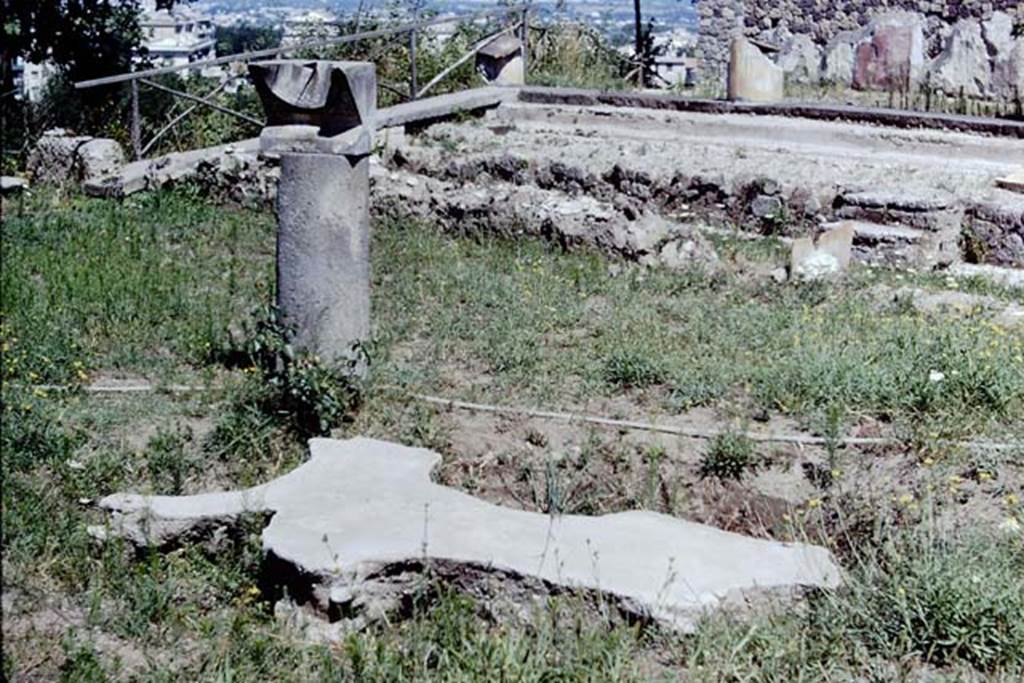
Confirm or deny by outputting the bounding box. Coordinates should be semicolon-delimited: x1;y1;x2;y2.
694;1;1024;99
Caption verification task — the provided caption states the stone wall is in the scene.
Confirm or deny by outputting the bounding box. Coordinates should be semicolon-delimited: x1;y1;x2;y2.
695;1;1023;101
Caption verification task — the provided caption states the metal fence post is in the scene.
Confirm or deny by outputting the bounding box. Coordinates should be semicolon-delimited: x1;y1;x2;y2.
521;5;529;81
130;80;142;160
409;27;418;100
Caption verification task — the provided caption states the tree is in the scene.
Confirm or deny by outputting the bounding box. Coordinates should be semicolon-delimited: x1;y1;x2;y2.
1;0;189;162
215;23;283;58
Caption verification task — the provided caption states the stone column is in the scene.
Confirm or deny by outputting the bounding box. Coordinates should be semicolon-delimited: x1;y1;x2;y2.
249;60;376;367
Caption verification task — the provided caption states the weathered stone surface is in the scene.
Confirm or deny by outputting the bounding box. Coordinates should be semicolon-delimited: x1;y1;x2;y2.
967;193;1024;267
983;12;1016;61
380;87;512;128
95;437;841;632
83;138;269;202
476;35;525;86
275;152;371;362
728;38;784;102
76;138;126;182
840;220;954;268
27;129;93;185
931;19;992;98
876;285;1024;329
374;167;718;270
996;170;1024;195
835;189;962;267
694;1;1023;98
852;17;924;91
249;60;377;137
823;39;856;85
777;34;821;86
992;38;1024;100
749;194;783;219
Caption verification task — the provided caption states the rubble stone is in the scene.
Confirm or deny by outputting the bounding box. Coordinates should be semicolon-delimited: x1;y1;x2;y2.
76;139;126;182
778;34;821;86
26;129;92;185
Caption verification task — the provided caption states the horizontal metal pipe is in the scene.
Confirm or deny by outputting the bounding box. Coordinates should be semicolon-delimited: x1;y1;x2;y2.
75;4;528;89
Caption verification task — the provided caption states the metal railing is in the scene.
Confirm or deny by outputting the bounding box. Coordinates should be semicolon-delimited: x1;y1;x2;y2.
75;3;531;161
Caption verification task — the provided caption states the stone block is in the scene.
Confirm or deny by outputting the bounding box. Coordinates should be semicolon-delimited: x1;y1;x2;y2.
996;170;1024;195
76;138;126;182
0;176;28;196
26;129;92;185
992;38;1024;100
823;40;855;85
777;34;822;86
930;19;992;98
835;190;963;268
967;193;1024;268
727;38;784;103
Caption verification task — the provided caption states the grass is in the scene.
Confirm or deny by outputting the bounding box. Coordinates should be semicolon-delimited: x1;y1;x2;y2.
2;188;1023;679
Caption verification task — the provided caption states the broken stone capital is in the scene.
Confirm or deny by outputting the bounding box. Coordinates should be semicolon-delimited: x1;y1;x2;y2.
249;60;377;156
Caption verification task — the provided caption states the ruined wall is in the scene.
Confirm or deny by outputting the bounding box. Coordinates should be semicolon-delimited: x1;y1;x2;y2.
695;1;1024;100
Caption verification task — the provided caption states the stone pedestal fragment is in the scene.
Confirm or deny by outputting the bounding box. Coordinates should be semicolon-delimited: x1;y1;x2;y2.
727;38;784;103
476;35;525;86
249;60;376;365
790;222;854;281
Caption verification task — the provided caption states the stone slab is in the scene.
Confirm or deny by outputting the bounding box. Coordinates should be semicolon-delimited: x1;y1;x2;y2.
949;263;1024;289
1;176;28;196
515;87;1024;139
379;87;514;129
96;437;841;632
996;170;1024;195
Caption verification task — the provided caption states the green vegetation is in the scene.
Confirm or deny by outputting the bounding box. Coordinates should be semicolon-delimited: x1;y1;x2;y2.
2;188;1023;679
699;432;757;481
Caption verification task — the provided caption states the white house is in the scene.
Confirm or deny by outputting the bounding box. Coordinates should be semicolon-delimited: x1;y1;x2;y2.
139;0;216;71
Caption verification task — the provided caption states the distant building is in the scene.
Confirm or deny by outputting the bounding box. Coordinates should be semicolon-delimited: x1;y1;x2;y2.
140;0;216;72
12;57;58;102
281;9;339;48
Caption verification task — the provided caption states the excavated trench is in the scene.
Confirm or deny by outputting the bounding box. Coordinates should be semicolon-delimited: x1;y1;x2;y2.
377;99;1024;270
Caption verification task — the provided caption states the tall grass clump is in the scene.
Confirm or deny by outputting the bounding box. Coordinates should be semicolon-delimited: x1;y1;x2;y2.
687;527;1024;678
